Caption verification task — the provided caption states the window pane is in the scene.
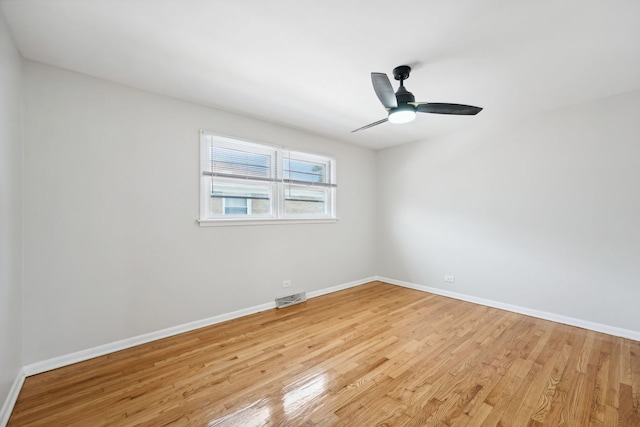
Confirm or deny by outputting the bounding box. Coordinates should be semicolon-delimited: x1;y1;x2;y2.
284;158;326;183
224;198;248;215
225;198;247;207
209;182;271;216
284;186;326;215
224;206;248;215
212;147;272;178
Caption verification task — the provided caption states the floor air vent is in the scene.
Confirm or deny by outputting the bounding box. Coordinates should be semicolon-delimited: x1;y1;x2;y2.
275;292;307;309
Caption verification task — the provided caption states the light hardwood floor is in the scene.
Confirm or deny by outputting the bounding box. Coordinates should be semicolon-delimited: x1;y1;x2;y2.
8;281;640;426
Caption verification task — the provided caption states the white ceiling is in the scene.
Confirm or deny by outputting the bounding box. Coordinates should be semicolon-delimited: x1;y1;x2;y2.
2;0;640;150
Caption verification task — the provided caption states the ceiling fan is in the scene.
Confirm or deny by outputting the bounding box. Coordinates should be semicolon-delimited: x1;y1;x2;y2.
352;65;482;132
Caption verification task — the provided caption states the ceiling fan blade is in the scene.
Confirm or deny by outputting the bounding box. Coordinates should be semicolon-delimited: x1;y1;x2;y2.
416;103;482;115
351;117;388;133
371;73;398;109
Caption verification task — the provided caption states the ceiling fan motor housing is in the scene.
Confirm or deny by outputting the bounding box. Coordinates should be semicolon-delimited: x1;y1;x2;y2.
395;86;415;104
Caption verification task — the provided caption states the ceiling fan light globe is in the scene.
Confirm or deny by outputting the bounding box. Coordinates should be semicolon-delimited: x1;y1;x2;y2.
388;108;416;124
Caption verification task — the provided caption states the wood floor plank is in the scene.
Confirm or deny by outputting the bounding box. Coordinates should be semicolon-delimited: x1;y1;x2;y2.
7;281;639;426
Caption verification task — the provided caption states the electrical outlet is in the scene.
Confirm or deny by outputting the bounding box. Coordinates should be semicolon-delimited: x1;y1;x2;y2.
444;275;455;283
282;280;292;288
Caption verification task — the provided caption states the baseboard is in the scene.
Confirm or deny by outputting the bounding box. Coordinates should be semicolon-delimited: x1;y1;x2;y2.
23;300;276;376
23;276;377;377
307;276;377;299
377;276;640;341
0;368;25;427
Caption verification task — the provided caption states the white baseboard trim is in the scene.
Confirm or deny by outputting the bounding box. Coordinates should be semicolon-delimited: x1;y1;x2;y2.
377;276;640;341
0;368;25;427
23;276;377;377
307;276;377;299
23;301;273;376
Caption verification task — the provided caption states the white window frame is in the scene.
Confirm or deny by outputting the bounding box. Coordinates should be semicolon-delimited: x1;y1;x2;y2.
199;131;337;226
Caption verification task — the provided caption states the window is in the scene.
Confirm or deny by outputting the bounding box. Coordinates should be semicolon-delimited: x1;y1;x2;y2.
200;132;336;224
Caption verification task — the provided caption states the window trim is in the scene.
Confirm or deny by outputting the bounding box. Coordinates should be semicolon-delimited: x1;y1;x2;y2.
197;218;338;227
199;131;337;226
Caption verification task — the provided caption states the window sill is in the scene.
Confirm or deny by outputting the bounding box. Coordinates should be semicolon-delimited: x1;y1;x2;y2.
197;218;339;227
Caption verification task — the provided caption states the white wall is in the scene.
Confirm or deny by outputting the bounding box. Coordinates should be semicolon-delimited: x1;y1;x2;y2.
0;9;23;410
22;62;377;364
378;90;640;332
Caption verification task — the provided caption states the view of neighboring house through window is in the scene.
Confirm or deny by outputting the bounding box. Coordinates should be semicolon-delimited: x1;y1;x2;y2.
223;197;250;215
200;132;336;222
